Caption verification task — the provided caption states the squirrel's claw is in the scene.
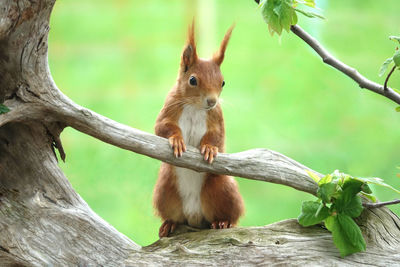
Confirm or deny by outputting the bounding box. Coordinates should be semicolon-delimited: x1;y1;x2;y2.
211;221;231;229
200;144;218;164
159;220;178;238
169;136;186;157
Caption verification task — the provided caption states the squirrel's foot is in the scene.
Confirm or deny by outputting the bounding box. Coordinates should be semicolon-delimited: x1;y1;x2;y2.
168;135;186;157
211;221;232;229
200;144;218;164
159;220;178;238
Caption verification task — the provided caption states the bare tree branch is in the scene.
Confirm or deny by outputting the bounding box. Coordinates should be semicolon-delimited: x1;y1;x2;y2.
0;80;319;196
289;25;400;105
252;0;400;103
363;199;400;209
50;91;320;196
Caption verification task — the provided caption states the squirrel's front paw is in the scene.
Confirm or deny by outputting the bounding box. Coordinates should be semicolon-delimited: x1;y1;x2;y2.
200;144;218;164
168;135;186;157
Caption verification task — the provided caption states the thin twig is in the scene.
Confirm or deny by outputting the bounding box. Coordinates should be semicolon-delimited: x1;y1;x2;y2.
288;25;400;105
363;199;400;209
251;0;400;104
384;65;396;91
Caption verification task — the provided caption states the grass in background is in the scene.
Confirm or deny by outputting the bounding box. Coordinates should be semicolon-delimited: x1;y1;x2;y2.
49;0;400;246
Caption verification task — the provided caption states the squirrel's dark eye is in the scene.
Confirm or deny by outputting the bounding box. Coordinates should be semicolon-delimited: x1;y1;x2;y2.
189;76;197;86
222;80;225;87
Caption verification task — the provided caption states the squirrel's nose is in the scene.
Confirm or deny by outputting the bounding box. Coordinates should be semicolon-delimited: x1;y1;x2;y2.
207;98;217;108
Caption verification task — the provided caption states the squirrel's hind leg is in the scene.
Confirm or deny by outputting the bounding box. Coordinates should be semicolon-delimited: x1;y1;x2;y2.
154;164;185;237
201;174;245;228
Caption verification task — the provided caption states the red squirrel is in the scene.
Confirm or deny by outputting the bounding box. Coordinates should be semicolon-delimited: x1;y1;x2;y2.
153;22;244;238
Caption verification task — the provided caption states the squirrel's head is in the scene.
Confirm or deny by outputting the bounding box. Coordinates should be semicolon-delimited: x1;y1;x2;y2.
176;21;234;110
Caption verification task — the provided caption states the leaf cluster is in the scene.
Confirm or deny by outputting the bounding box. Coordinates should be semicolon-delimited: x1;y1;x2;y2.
259;0;324;36
299;170;399;257
379;49;400;77
379;36;400;99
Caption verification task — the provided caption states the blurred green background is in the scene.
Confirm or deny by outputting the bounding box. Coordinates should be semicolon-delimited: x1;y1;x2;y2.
48;0;400;246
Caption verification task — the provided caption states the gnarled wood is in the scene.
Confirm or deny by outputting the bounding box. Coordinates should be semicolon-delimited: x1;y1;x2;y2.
0;123;138;266
1;83;320;195
0;0;399;266
128;209;400;266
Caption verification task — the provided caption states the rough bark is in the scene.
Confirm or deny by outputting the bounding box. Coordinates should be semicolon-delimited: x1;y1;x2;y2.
129;209;400;266
0;0;399;266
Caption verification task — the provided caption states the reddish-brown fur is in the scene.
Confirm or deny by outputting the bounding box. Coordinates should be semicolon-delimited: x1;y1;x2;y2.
153;21;244;238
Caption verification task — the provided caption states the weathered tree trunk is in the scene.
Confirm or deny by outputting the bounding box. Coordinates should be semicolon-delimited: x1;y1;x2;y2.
0;1;399;266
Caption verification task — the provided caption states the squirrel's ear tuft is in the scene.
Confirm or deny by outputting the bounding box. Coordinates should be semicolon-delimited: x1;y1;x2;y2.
181;20;198;72
213;24;235;66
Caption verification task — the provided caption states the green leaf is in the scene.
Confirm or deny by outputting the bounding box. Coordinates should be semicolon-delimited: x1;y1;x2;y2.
291;9;298;25
361;183;372;194
261;0;283;36
331;170;348;186
326;214;366;257
389;35;400;44
318;174;332;186
262;0;279;35
337;214;366;255
317;182;337;203
396;106;400;112
293;0;316;8
306;170;321;183
393;51;400;67
294;8;325;20
261;0;297;36
360;192;377;203
304;0;316;8
342;179;364;197
274;0;296;32
379;57;394;76
0;104;10;114
298;201;330;227
354;176;400;194
335;179;364;218
261;0;324;36
315;201;324;217
324;215;335;231
337;195;363;218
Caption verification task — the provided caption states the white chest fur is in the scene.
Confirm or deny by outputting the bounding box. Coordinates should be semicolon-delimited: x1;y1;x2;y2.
178;105;207;147
175;105;207;227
